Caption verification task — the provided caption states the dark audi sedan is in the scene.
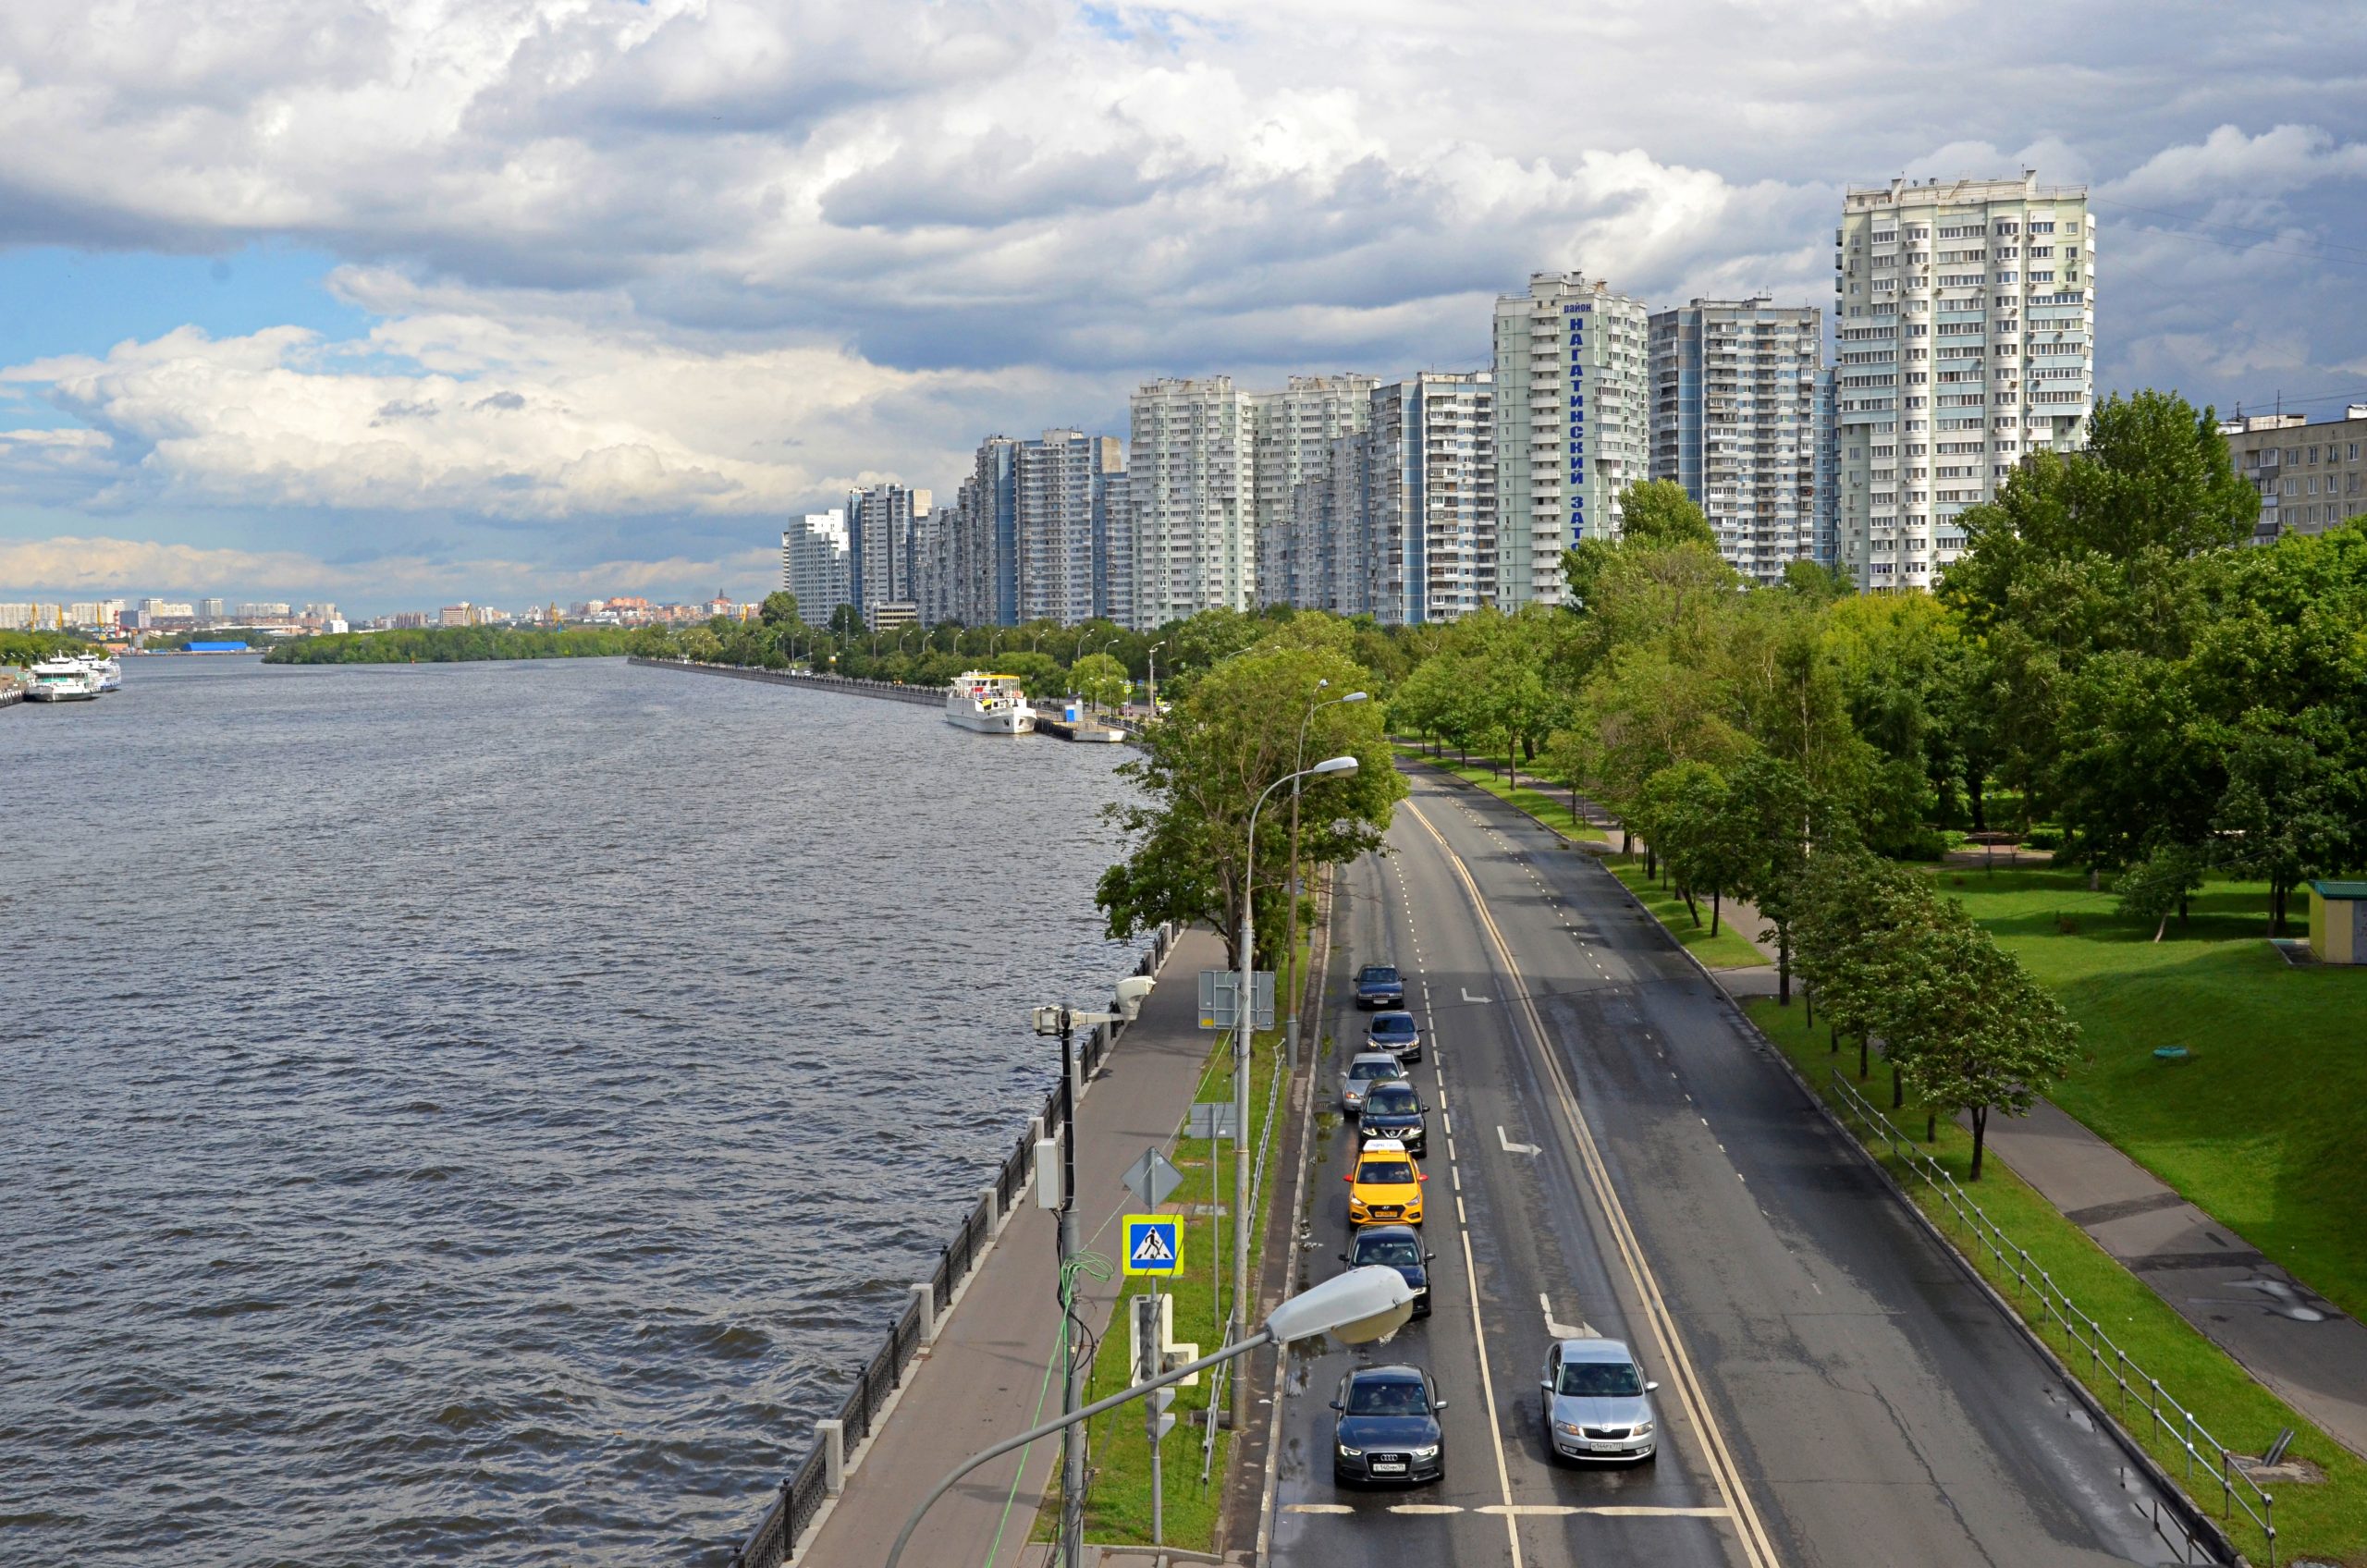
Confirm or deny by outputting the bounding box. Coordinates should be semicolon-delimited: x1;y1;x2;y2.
1341;1224;1434;1317
1354;963;1404;1010
1331;1364;1446;1485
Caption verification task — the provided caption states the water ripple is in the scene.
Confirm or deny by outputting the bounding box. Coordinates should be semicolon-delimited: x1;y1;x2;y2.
1;655;1131;1565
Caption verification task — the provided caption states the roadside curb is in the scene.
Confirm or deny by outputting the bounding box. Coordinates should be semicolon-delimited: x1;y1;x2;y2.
1421;763;2247;1568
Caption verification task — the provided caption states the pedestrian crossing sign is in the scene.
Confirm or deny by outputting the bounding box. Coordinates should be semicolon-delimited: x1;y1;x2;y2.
1122;1214;1184;1277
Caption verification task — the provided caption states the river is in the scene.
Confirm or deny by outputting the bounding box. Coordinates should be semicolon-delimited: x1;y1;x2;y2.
0;655;1135;1565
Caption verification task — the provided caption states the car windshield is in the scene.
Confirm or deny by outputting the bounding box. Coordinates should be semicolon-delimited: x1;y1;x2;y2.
1348;1060;1400;1083
1355;1235;1422;1267
1346;1378;1429;1416
1372;1017;1415;1037
1365;1085;1418;1115
1358;1158;1416;1185
1558;1360;1644;1397
1359;967;1399;984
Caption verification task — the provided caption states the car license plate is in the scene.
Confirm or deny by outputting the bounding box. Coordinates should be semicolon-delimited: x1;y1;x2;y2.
1372;1461;1405;1473
1588;1439;1625;1451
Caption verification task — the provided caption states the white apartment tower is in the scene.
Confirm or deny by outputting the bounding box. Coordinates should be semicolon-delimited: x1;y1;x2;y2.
1834;173;2095;591
783;508;852;621
1492;272;1650;606
1015;431;1124;626
844;484;930;621
1251;374;1378;609
1126;377;1256;628
1649;299;1822;585
1366;373;1496;623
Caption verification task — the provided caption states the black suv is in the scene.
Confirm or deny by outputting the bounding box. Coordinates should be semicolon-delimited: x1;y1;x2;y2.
1342;1224;1435;1317
1354;964;1404;1010
1357;1078;1428;1157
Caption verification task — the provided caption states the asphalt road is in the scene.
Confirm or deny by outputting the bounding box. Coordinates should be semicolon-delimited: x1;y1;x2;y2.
1268;769;2196;1568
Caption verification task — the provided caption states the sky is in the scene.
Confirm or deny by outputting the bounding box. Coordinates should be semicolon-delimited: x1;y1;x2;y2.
2;0;2364;613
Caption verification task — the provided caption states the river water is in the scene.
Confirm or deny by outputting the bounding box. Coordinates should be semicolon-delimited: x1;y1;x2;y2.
0;655;1134;1566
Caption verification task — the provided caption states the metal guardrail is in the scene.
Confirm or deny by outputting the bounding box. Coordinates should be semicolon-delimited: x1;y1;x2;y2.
1825;1070;2272;1565
724;924;1175;1567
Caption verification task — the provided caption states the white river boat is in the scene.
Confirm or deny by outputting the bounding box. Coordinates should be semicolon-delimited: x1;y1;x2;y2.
944;671;1036;734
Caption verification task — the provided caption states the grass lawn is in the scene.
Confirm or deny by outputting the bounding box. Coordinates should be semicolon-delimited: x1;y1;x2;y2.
1748;996;2366;1566
1604;857;1769;970
1033;934;1305;1552
1915;865;2367;1326
1391;741;1606;843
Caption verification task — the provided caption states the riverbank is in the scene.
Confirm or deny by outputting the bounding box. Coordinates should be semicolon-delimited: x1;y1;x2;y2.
264;626;642;663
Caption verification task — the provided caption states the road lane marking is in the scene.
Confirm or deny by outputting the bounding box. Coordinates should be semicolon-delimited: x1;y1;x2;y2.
1540;1293;1591;1340
1473;1503;1735;1517
1403;797;1784;1568
1389;1503;1465;1513
1283;1502;1353;1513
1455;1213;1525;1567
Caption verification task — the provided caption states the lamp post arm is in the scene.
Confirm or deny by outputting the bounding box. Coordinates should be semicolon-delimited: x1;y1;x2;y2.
884;1330;1274;1568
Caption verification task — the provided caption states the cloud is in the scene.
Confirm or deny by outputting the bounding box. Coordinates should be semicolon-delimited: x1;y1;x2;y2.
1;0;2365;607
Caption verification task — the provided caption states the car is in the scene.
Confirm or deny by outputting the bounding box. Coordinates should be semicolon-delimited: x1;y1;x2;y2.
1356;1078;1428;1157
1340;1050;1407;1113
1539;1338;1659;1464
1340;1224;1434;1317
1367;1009;1422;1064
1331;1364;1446;1485
1345;1137;1426;1227
1353;963;1404;1010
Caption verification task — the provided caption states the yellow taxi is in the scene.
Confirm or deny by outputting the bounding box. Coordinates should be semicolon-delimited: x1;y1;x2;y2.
1345;1138;1426;1228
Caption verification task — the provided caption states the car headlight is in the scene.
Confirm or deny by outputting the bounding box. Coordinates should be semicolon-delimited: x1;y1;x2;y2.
1337;1443;1363;1457
1554;1420;1585;1437
1633;1422;1653;1437
1409;1444;1440;1460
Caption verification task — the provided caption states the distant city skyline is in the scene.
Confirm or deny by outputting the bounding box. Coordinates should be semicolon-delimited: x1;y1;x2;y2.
1;4;2361;610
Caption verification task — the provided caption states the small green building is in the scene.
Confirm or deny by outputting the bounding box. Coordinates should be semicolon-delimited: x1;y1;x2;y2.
2306;880;2367;964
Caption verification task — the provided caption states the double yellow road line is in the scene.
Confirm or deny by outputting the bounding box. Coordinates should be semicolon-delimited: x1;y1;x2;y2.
1404;795;1783;1568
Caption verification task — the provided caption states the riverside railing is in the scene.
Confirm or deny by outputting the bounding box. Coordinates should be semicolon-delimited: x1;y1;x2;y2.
725;924;1178;1568
1825;1070;2270;1566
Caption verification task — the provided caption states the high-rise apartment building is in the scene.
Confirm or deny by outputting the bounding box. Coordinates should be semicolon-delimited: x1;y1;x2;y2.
1492;272;1650;606
1014;430;1124;626
1251;375;1377;609
1364;373;1496;623
2222;407;2367;544
845;484;930;619
1649;298;1822;585
783;508;851;620
1813;369;1840;570
1094;467;1134;625
198;597;226;620
1126;377;1256;628
1834;173;2094;591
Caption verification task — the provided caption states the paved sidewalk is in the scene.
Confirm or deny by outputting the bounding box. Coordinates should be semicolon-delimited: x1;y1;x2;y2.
1978;1100;2367;1459
798;928;1228;1568
1417;753;2367;1462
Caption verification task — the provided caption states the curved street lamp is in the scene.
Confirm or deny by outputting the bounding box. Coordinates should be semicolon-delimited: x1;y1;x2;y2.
883;1265;1411;1568
1226;754;1358;1394
1285;685;1368;1072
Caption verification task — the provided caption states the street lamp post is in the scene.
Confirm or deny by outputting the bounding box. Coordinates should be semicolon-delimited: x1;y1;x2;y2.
881;1267;1414;1568
1146;641;1165;718
1286;686;1368;1072
1232;754;1358;1428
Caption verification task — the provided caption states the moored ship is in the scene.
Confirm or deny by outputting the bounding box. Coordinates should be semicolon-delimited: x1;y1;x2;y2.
25;656;102;702
944;671;1036;734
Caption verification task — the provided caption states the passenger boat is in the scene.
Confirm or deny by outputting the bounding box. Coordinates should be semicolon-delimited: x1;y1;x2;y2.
78;653;123;692
25;656;101;701
945;671;1036;734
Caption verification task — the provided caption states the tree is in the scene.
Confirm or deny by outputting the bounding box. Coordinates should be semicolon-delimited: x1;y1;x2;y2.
2212;712;2358;934
760;591;801;628
1894;930;2080;1179
1614;479;1720;550
1098;640;1407;967
678;626;723;662
1072;651;1130;711
2114;842;2210;942
1724;753;1839;1002
828;604;865;640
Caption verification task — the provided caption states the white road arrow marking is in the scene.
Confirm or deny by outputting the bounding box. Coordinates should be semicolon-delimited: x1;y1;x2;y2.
1498;1126;1540;1157
1462;987;1491;1003
1539;1293;1592;1340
